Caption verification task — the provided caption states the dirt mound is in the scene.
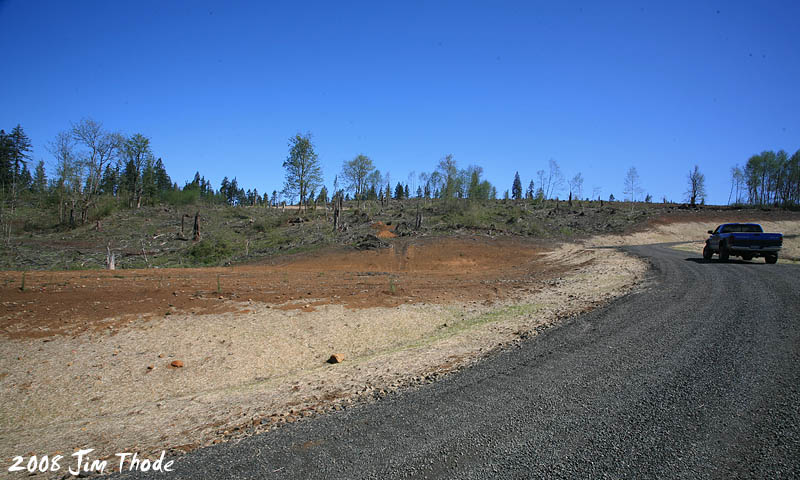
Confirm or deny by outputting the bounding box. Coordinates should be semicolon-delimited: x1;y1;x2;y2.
371;221;397;238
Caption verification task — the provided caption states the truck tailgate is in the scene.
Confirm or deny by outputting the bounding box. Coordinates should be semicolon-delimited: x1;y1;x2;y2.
730;233;783;248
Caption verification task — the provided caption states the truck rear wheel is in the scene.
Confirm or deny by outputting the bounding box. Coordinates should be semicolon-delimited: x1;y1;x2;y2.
742;254;753;261
719;242;730;261
765;254;778;264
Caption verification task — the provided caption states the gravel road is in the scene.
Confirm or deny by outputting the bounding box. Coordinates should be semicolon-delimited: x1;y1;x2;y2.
118;244;800;479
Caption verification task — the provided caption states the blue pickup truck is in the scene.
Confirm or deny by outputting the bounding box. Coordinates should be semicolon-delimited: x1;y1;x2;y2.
703;223;782;263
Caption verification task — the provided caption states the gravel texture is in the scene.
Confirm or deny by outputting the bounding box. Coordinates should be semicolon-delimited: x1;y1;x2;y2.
114;243;800;479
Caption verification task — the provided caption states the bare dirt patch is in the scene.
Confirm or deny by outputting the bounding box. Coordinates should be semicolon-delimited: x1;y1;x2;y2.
0;236;646;471
0;236;548;339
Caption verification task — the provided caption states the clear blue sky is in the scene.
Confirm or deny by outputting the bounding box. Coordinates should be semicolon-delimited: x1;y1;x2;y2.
1;0;798;204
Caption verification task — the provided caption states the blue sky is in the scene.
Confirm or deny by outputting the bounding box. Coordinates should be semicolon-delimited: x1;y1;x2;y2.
1;0;798;204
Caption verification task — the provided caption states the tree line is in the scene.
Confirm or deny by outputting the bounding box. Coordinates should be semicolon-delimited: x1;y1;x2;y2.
729;149;800;207
3;120;798;238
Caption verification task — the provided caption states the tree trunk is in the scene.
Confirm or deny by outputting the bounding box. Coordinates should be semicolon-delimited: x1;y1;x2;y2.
193;211;200;241
106;245;116;270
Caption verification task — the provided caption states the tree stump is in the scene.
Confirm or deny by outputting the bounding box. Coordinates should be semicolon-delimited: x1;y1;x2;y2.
192;212;201;241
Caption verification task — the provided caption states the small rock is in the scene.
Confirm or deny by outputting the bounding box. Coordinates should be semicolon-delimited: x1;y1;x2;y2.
327;353;345;364
170;360;184;368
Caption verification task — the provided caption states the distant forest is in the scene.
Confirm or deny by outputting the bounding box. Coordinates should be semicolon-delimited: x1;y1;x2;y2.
1;119;799;233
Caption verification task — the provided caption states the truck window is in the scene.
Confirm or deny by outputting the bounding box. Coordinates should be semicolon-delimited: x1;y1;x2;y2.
741;224;763;233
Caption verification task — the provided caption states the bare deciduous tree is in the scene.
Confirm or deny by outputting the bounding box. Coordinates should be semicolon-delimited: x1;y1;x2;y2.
686;165;706;207
623;167;642;204
569;172;584;201
121;133;153;208
71;118;123;222
48;131;79;225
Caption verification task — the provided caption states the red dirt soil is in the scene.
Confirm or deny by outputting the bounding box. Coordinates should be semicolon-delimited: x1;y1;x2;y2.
1;236;564;340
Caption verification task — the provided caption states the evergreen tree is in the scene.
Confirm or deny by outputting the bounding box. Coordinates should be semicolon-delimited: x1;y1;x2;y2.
100;164;118;195
32;160;47;194
511;171;522;200
227;177;239;205
141;157;157;203
317;185;329;203
404;184;410;199
122;158;137;198
0;130;13;192
220;177;231;204
526;180;535;200
153;158;171;193
18;162;32;191
394;182;404;199
7;125;33;207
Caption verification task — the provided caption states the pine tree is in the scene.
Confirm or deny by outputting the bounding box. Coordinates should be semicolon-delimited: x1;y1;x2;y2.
220;177;230;204
511;172;522;200
8;125;33;209
32;160;47;194
0;130;13;192
317;185;328;203
18;163;32;190
141;157;157;204
153;158;171;193
100;164;117;195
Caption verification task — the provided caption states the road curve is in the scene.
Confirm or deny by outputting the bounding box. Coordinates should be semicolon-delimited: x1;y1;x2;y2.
119;244;800;479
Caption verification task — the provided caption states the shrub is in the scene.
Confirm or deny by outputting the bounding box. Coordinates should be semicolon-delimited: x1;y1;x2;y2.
252;215;285;232
162;189;200;206
187;239;233;265
89;196;118;221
